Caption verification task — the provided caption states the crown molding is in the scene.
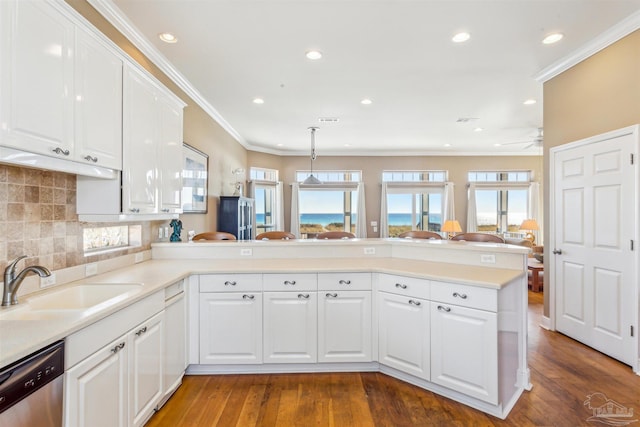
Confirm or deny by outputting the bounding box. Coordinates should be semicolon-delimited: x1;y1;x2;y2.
534;9;640;83
87;0;247;147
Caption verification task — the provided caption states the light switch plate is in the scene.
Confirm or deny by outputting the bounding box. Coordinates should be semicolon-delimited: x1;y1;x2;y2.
85;262;98;277
135;252;144;263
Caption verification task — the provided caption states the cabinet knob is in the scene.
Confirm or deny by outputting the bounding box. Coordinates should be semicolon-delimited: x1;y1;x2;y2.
242;294;255;300
284;280;296;286
395;283;407;289
326;293;338;298
83;155;98;163
552;249;563;255
161;208;170;213
298;293;310;299
408;299;421;306
437;305;451;312
129;208;140;213
338;279;351;285
224;281;237;286
453;292;467;299
135;326;147;336
52;147;70;156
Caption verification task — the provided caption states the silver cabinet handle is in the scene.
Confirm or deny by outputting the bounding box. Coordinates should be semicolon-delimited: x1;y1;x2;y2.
83;155;98;163
111;342;125;353
284;280;296;285
408;299;421;306
298;293;310;299
338;279;351;285
161;208;170;213
129;208;140;213
224;281;237;286
395;283;407;289
135;326;147;336
52;147;70;156
326;293;338;298
242;294;255;300
437;305;451;312
453;292;467;299
553;249;562;255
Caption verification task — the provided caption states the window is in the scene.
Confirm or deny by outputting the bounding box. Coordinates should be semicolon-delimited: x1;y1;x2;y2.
250;167;280;234
382;170;447;237
295;170;361;238
468;170;531;234
83;225;142;255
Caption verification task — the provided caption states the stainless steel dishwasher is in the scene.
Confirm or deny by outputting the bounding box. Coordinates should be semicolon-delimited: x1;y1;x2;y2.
0;340;64;427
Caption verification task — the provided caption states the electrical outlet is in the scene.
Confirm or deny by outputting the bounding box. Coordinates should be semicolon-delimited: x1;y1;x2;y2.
364;247;376;255
135;252;144;263
240;248;252;256
158;228;163;239
164;227;169;238
85;262;98;277
40;273;56;288
480;254;496;264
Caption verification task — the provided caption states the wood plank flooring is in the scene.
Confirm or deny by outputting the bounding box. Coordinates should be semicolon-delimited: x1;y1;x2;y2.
146;292;640;426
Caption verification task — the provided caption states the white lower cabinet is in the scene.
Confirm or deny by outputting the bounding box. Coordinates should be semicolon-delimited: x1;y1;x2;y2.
64;336;128;427
64;310;164;427
199;292;262;364
162;282;187;404
263;291;317;363
430;301;498;404
318;290;372;363
378;291;430;380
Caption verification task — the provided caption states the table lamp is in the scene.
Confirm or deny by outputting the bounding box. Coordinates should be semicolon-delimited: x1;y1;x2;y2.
519;219;539;244
442;220;462;239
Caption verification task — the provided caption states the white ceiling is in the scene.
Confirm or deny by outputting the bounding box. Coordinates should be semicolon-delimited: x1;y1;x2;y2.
103;0;640;156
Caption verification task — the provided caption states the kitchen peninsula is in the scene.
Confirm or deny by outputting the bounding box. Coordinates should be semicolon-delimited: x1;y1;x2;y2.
0;238;530;423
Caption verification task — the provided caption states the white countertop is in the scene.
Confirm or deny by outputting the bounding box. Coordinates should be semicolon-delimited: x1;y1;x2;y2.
0;256;524;368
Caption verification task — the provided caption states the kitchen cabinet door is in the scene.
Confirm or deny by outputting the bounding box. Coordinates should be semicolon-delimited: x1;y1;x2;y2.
129;311;164;427
157;96;184;213
122;64;159;214
430;302;498;404
64;336;128;427
318;290;372;363
163;290;186;400
199;292;263;364
74;29;123;170
378;291;430;380
0;0;74;157
263;291;317;363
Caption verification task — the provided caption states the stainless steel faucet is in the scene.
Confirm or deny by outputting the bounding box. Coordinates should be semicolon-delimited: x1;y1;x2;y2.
2;255;51;306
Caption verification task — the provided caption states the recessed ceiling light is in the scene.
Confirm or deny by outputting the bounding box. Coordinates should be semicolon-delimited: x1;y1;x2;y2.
318;117;339;123
276;143;284;147
252;98;264;104
542;33;563;44
158;32;178;43
523;99;537;105
494;143;502;147
361;98;373;105
444;144;451;147
452;32;470;43
474;127;483;132
344;144;351;147
306;50;323;60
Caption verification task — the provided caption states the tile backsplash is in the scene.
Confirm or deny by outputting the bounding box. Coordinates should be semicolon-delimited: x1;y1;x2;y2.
0;164;158;273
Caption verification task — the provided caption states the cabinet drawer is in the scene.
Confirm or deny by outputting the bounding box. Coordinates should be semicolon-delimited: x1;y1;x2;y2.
318;272;371;291
263;273;317;291
377;273;430;300
430;281;497;312
199;274;262;292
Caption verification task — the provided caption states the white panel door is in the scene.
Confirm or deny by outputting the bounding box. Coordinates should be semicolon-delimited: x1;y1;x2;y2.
378;292;430;380
318;290;372;363
263;291;317;363
430;302;498;404
553;130;636;365
74;30;123;170
0;0;74;157
199;292;263;364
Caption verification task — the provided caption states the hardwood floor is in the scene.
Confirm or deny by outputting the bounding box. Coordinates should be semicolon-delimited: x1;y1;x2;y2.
147;292;640;426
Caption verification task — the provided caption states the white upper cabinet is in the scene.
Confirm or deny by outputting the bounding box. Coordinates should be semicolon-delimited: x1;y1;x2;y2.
0;0;75;157
0;0;123;171
157;96;184;213
74;30;123;170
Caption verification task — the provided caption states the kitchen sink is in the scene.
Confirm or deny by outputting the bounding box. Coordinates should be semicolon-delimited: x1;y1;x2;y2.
27;283;143;310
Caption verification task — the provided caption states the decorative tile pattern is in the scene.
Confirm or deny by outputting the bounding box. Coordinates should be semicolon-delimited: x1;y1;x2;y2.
0;164;159;273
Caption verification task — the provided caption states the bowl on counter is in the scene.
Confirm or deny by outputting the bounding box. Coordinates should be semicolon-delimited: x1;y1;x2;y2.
533;253;543;263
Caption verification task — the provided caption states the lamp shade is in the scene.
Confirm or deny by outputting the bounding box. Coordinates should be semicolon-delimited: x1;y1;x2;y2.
442;220;462;233
519;219;539;231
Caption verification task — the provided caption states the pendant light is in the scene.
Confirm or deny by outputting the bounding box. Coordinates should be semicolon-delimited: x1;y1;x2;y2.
303;127;322;185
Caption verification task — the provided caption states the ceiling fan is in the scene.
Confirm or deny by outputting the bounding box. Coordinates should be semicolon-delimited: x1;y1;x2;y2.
499;127;543;149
